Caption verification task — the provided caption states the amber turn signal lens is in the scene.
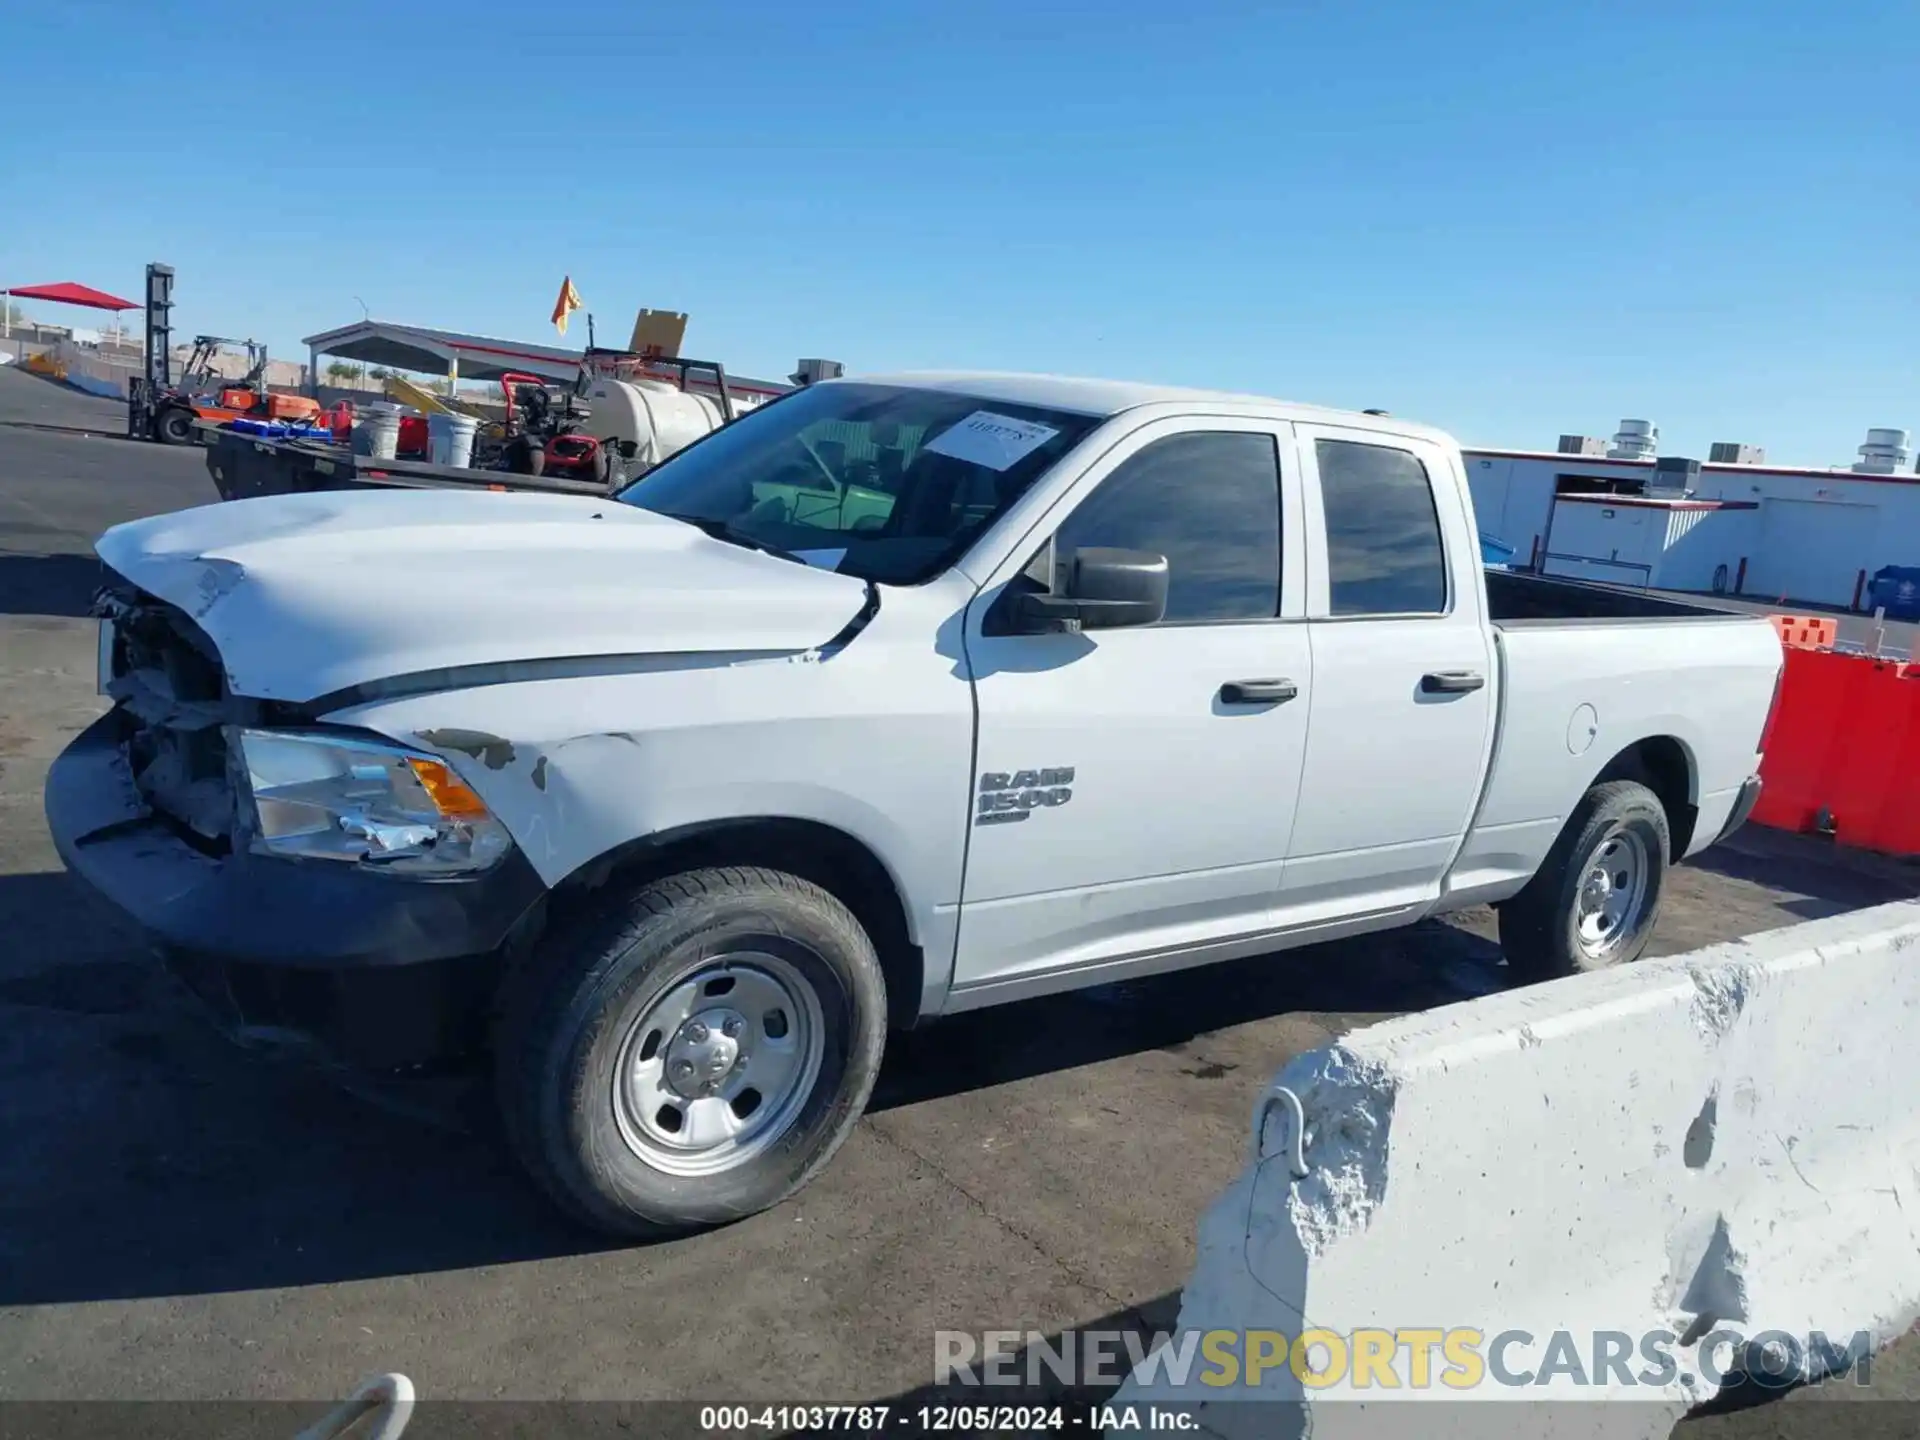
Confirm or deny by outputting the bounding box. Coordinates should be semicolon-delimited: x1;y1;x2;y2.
406;757;492;818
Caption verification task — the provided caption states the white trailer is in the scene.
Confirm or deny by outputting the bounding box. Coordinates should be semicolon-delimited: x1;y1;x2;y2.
1539;494;1759;592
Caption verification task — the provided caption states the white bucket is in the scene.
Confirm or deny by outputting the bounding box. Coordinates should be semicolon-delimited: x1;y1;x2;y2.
357;402;402;461
427;412;479;469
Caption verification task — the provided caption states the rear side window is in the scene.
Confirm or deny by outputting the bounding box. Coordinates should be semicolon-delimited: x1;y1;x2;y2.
1317;439;1448;616
1054;431;1282;623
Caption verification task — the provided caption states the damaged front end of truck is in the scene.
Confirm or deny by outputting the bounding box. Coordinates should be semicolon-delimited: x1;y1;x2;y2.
52;577;551;1071
94;584;255;849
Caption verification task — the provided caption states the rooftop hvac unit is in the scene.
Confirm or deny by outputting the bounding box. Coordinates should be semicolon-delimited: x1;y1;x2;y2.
1608;418;1658;459
1557;434;1608;456
1647;456;1700;495
1709;442;1766;465
1855;427;1911;475
791;358;845;386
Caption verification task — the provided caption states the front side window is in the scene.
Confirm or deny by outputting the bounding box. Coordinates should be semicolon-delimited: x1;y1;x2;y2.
1317;439;1448;616
617;383;1102;585
1051;431;1282;624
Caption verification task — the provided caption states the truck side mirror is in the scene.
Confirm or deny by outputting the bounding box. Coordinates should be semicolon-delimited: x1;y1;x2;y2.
1013;547;1168;633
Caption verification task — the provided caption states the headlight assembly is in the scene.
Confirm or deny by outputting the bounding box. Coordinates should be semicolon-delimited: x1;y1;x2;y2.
234;729;512;876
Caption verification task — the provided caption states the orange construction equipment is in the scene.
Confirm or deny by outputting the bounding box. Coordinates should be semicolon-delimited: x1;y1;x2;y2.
143;337;322;444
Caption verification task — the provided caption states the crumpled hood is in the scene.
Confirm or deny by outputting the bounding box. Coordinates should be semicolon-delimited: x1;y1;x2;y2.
96;489;871;703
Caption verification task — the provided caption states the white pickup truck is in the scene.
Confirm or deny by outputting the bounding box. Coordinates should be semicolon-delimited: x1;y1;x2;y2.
48;372;1782;1236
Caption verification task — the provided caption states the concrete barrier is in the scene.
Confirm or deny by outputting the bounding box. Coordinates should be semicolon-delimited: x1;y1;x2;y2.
42;341;134;399
1111;902;1920;1439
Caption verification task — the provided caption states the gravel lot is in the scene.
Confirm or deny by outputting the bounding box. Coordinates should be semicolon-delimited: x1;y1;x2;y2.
1;366;1914;1435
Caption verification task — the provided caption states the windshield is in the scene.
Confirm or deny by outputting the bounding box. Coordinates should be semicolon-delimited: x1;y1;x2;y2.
615;383;1104;584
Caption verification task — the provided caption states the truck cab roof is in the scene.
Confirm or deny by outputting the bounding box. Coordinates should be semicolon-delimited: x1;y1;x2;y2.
840;370;1454;444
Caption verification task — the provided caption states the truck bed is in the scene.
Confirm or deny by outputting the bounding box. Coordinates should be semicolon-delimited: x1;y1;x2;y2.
1443;573;1783;911
1486;567;1751;626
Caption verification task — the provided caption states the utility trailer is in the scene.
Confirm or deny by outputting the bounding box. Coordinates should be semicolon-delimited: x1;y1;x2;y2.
201;426;615;503
198;351;844;503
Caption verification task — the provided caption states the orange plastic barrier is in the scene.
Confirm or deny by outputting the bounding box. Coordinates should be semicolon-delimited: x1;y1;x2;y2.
1754;646;1920;854
1767;614;1838;650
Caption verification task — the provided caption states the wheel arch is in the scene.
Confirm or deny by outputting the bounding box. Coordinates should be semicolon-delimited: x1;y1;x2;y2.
1591;734;1697;858
553;817;925;1031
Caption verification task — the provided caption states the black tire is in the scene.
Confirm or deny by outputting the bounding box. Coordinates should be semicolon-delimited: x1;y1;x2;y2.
155;407;195;445
504;434;545;476
494;866;887;1237
589;444;616;489
1497;780;1671;982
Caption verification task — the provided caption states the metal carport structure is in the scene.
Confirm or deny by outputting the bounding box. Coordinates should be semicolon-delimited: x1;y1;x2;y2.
301;319;800;401
301;319;588;393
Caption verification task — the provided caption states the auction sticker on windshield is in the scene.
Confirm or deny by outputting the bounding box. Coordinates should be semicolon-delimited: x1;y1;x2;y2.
924;411;1061;471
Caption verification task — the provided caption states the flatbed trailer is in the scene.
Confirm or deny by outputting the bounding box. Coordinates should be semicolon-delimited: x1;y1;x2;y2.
196;347;825;504
200;424;617;502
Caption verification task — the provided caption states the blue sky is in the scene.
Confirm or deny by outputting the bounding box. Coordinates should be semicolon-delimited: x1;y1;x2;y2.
3;0;1914;466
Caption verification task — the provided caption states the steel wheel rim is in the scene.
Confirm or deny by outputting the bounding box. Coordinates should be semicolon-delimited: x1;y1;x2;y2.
612;952;827;1178
1575;827;1650;960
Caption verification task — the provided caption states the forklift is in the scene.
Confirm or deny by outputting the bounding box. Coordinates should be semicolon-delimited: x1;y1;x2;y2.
128;265;322;444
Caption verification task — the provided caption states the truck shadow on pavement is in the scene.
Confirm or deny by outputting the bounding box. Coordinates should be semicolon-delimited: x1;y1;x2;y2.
0;868;603;1307
3;822;1912;1309
0;867;1506;1309
868;919;1508;1115
1678;825;1920;923
0;551;106;618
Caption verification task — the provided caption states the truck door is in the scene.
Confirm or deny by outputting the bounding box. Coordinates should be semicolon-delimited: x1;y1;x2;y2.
948;419;1312;999
1278;427;1496;925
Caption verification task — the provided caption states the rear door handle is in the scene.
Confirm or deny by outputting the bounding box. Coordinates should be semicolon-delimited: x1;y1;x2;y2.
1421;670;1486;694
1219;678;1299;705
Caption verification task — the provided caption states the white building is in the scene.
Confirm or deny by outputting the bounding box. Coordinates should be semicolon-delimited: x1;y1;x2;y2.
1467;423;1919;609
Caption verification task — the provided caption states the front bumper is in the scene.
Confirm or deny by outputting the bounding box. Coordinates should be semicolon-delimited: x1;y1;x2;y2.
1715;774;1764;846
46;712;548;1068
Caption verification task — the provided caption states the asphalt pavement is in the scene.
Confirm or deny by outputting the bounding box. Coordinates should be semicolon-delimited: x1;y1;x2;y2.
1;377;1916;1435
0;363;129;437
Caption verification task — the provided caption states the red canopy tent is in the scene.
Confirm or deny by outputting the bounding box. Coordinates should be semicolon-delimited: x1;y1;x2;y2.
3;280;140;338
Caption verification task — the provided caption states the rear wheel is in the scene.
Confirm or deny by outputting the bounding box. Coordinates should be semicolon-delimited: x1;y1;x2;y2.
588;444;616;488
504;434;545;475
155;407;195;445
494;866;887;1237
1498;780;1670;982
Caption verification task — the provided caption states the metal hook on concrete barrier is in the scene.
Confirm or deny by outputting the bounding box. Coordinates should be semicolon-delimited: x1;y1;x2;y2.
293;1373;415;1440
1251;1085;1309;1178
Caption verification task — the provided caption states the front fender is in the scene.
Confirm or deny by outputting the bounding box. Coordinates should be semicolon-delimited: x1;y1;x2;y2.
325;589;979;960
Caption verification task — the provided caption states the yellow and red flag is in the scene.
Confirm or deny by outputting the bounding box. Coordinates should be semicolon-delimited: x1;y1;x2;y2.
550;276;583;336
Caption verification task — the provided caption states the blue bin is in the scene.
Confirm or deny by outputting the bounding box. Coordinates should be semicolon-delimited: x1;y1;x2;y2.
1869;566;1920;621
1479;531;1517;568
228;418;335;441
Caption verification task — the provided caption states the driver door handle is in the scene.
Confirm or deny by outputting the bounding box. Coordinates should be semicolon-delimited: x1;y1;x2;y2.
1219;678;1299;705
1421;670;1486;694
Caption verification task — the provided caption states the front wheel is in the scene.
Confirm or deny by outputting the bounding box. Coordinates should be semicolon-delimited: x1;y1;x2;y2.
1498;780;1671;982
155;406;195;445
494;867;887;1237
